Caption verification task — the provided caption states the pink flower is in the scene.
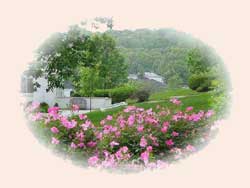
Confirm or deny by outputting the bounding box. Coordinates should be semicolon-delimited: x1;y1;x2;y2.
186;144;196;152
88;156;99;166
100;119;106;126
170;98;181;105
79;114;87;120
96;132;103;140
110;141;119;148
72;104;80;111
137;125;144;132
186;106;193;111
106;115;113;121
81;120;91;130
31;112;43;121
165;139;174;147
51;137;60;145
140;151;149;164
48;106;60;114
77;142;85;148
127;115;135;126
140;136;147;147
121;146;128;153
163;121;170;127
115;131;121;137
50;126;59;134
146;146;153;152
65;119;77;129
31;101;40;110
205;110;214;118
161;126;168;133
70;142;77;149
87;141;97;148
171;131;179;137
118;119;126;128
124;106;136;113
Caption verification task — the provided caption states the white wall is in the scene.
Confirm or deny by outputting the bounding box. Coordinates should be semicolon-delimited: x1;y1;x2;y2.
55;97;112;110
21;77;112;109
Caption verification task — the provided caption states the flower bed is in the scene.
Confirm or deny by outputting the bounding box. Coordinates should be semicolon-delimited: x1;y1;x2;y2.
25;98;220;171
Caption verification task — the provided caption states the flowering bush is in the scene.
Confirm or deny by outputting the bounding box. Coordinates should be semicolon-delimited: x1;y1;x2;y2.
25;99;219;171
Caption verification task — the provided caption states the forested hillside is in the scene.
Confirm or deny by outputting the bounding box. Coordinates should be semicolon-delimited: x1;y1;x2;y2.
107;28;222;87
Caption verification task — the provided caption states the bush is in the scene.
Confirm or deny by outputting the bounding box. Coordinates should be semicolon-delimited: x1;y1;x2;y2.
93;89;110;97
26;98;217;170
39;102;49;113
132;88;150;102
188;73;215;92
93;85;137;103
111;86;137;103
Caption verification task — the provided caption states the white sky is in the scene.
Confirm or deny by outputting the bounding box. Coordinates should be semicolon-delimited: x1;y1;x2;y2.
1;0;250;188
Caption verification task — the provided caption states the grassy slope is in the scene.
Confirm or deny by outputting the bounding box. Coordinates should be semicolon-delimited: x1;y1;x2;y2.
149;88;199;101
86;88;214;126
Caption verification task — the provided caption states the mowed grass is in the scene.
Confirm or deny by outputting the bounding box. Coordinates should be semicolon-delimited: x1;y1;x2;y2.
86;88;214;126
149;88;199;101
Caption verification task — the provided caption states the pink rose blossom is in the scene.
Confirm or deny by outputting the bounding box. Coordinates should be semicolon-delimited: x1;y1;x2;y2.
170;98;181;105
70;142;77;149
127;115;135;126
146;146;153;152
186;144;196;152
31;112;43;121
79;114;87;120
186;106;193;111
88;156;99;166
165;139;174;147
137;125;144;132
48;106;60;114
77;142;85;148
161;126;168;133
140;151;149;164
140;136;147;147
51;137;60;145
171;131;179;137
87;141;97;148
50;126;59;134
71;104;80;111
106;115;113;121
205;110;214;118
110;141;119;148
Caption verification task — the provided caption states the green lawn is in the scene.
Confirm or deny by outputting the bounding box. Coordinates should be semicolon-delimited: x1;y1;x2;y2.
86;88;214;126
149;88;200;101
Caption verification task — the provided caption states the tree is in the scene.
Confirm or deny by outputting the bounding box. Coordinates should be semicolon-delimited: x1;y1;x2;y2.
35;26;128;92
36;26;89;91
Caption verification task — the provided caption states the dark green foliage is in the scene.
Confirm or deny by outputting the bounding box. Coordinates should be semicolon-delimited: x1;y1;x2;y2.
188;74;215;92
39;102;49;113
132;88;150;102
93;85;137;103
35;26;128;92
93;89;110;97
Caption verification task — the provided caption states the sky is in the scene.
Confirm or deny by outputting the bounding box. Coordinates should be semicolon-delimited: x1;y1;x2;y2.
0;0;250;188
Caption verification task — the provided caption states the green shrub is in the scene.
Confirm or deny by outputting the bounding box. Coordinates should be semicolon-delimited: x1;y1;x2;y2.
132;88;150;102
188;73;215;92
39;102;49;113
126;98;138;105
93;85;137;103
93;89;110;97
110;86;137;103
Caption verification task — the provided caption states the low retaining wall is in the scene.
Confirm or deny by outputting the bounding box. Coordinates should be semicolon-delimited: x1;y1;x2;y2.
20;93;112;110
55;97;112;110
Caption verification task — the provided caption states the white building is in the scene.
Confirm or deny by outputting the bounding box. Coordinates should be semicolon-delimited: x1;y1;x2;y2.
20;76;111;110
128;72;165;84
144;72;164;83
